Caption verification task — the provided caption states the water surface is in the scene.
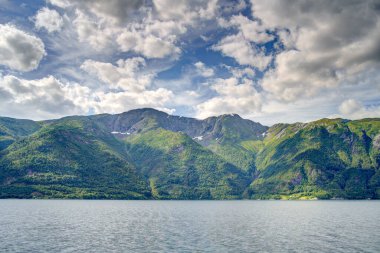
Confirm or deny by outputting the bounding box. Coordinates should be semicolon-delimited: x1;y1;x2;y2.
0;200;379;252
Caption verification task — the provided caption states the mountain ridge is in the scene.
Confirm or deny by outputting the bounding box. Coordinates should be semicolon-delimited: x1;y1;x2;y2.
1;108;379;199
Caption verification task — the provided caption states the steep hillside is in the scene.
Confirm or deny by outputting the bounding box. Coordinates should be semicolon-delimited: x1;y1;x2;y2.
0;117;41;151
0;118;150;199
94;108;267;173
124;128;249;199
0;109;379;199
204;114;267;173
93;108;267;144
248;118;380;199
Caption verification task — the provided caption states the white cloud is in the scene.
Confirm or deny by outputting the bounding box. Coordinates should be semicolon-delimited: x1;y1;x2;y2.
49;0;143;24
251;66;380;125
194;61;214;77
338;99;380;119
339;99;363;115
153;0;218;23
48;0;70;8
219;14;274;44
196;77;262;118
34;7;64;33
1;0;378;125
81;57;174;114
48;0;217;59
186;90;201;98
222;65;255;78
212;33;271;70
73;10;115;51
117;31;180;59
253;0;380;102
66;3;186;58
0;72;174;120
81;57;153;91
261;50;341;101
92;88;173;115
144;20;187;39
212;13;274;71
0;24;46;72
0;75;88;119
50;1;144;52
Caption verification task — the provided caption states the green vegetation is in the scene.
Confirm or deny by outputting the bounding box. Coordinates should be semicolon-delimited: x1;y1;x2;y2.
0;118;150;199
125;128;248;199
248;119;380;199
0;117;41;151
0;110;379;199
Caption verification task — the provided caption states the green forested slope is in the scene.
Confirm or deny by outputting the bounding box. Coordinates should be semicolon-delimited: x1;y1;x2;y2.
0;110;379;199
248;119;380;199
0;117;41;151
0;118;150;199
125;128;249;199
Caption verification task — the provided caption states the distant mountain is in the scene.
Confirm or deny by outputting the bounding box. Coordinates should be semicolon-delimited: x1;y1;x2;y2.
0;117;41;151
0;108;379;199
91;108;267;145
0;117;149;199
251;118;380;199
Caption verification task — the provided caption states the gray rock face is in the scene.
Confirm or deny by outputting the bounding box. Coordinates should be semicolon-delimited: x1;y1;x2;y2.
92;108;268;146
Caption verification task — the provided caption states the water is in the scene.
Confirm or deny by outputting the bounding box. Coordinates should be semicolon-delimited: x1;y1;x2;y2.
0;200;379;253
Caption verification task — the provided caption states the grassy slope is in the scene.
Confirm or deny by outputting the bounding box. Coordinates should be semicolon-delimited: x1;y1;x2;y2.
0;117;41;151
0;118;150;199
124;128;249;199
248;119;380;199
204;115;267;176
1;113;380;200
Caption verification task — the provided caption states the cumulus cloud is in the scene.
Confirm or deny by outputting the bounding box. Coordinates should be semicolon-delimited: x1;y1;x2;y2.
0;72;174;119
219;14;274;44
0;24;46;72
49;0;145;52
48;0;70;8
0;75;88;119
81;57;153;91
338;99;380;119
228;66;255;79
117;30;180;59
212;14;274;71
196;77;262;118
92;88;173;115
212;33;271;71
48;0;216;58
81;57;174;114
67;3;185;57
339;99;363;116
194;61;214;77
49;0;143;24
73;10;115;51
1;0;378;124
114;3;217;59
253;0;380;101
34;7;64;33
153;0;218;23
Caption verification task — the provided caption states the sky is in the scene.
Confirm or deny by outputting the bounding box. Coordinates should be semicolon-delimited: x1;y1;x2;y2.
0;0;379;125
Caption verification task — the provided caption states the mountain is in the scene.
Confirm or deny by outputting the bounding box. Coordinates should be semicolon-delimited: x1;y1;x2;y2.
249;118;380;199
0;108;379;199
0;117;150;199
0;117;41;151
93;108;268;173
124;128;248;199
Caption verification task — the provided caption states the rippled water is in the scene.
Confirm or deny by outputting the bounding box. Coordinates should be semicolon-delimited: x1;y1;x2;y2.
0;200;379;252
